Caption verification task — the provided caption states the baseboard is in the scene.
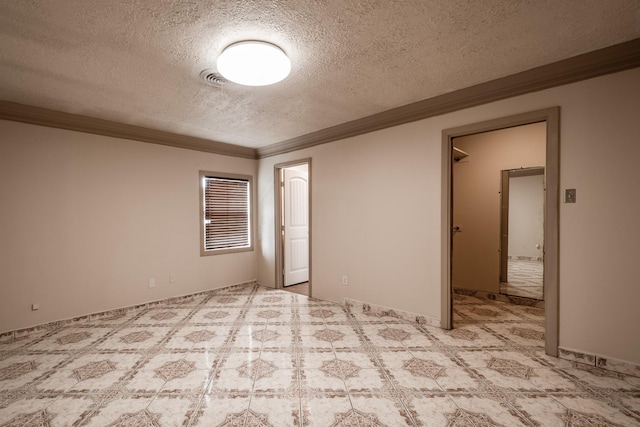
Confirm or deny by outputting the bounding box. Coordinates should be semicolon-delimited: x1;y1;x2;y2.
0;280;257;340
558;347;640;378
453;287;545;308
343;298;441;328
508;255;543;262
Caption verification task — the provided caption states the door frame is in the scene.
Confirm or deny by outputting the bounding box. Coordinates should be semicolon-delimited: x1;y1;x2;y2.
441;107;560;356
499;167;545;286
274;158;312;295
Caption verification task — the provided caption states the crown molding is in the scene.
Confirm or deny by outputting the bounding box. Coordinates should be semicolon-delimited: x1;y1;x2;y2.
1;39;638;160
0;101;258;159
257;38;640;158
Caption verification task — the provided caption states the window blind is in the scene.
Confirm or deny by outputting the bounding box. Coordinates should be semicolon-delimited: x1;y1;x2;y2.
203;177;250;251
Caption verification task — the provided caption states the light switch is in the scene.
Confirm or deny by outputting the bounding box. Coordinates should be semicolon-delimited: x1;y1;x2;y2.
564;189;576;203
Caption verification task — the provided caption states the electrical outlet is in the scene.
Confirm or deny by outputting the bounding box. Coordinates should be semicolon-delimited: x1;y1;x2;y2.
342;275;348;286
148;278;156;288
169;274;175;283
31;303;40;311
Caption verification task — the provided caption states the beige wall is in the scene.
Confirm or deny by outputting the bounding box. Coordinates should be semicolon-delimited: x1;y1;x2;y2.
452;124;546;293
258;123;443;322
508;173;544;259
2;68;639;366
0;121;258;333
258;67;640;364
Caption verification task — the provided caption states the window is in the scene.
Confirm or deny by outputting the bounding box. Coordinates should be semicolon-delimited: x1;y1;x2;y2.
200;171;253;256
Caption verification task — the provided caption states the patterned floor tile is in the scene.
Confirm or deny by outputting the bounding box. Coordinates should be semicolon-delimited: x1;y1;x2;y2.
386;364;443;391
95;327;170;350
28;327;110;352
37;366;124;394
132;308;192;325
472;366;540;391
300;368;349;392
349;396;415;426
434;367;482;392
345;368;391;393
511;396;581;427
300;351;339;370
182;350;220;370
333;351;379;370
301;395;354;426
0;283;638;426
259;351;295;370
432;326;492;347
566;364;639;391
618;394;640;419
82;395;157;427
191;395;253;426
501;259;544;299
447;396;531;426
0;360;39;382
34;396;100;427
253;368;297;393
145;395;200;426
462;305;522;322
409;395;462;427
299;332;337;349
376;350;417;369
527;367;584;392
159;369;211;395
62;353;143;373
210;368;254;393
122;368;167;393
553;396;640;427
0;398;56;426
247;397;300;426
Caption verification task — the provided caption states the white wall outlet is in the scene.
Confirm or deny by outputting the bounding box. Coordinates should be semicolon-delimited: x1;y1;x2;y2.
31;303;40;311
148;278;156;288
169;274;175;283
342;275;348;286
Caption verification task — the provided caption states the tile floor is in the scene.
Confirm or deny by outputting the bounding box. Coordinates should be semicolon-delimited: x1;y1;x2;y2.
283;282;309;297
1;284;638;426
500;259;544;300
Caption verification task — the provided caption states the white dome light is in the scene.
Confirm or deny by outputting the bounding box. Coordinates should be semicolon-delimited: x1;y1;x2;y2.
216;41;291;86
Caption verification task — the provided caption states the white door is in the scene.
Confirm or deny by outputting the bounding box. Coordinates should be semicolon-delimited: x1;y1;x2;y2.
284;166;309;286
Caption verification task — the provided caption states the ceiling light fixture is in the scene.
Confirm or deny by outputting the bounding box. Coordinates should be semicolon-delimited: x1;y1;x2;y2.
216;41;291;87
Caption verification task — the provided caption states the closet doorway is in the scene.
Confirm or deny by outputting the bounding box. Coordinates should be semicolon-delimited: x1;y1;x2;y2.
452;123;545;301
499;166;545;300
442;108;559;356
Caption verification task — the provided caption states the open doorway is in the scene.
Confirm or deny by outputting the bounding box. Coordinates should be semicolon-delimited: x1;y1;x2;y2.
442;108;559;356
275;159;311;297
452;123;545;302
499;167;545;300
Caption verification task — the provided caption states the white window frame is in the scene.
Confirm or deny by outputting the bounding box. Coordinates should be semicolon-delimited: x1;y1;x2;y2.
199;171;253;256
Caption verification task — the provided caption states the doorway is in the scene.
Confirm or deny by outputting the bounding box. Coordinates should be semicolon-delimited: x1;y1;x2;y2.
451;123;545;301
275;159;311;297
441;108;559;356
499;167;545;300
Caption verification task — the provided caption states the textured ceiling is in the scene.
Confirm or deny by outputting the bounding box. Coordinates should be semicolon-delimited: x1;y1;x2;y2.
0;1;639;149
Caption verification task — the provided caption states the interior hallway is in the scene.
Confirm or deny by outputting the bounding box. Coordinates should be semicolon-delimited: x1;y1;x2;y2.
1;283;638;426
